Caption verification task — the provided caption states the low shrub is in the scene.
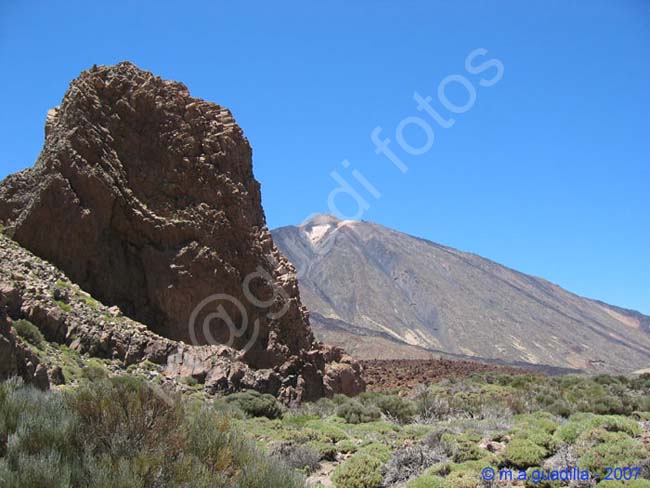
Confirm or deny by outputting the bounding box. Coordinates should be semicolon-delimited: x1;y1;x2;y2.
271;442;320;474
291;397;338;419
357;442;392;463
303;420;348;443
502;438;547;469
598;481;650;488
12;319;45;347
335;439;357;454
555;413;641;444
80;359;108;382
428;460;485;488
523;467;563;488
282;413;320;428
345;419;400;437
371;394;416;424
179;375;200;387
383;443;445;485
336;400;381;424
55;301;72;313
413;385;449;421
521;428;558;453
511;414;560;454
440;433;482;463
574;428;648;476
518;412;559;433
332;453;384;488
80;294;101;308
0;377;306;488
546;399;572;417
406;473;449;488
414;372;650;421
225;390;284;419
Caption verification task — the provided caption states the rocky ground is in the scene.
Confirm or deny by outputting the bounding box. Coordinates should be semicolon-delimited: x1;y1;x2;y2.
0;231;363;403
361;359;529;393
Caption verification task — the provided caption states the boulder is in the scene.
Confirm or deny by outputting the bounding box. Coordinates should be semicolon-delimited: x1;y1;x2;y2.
0;307;50;390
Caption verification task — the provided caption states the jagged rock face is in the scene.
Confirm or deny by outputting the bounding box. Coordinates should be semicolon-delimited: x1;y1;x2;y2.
0;62;310;367
0;62;365;401
0;229;364;403
0;305;49;391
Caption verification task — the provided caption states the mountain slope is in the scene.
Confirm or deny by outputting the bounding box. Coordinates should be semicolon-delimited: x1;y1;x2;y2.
272;215;650;373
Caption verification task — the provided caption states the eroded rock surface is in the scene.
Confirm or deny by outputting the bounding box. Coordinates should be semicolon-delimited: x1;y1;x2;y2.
0;304;49;390
0;62;364;402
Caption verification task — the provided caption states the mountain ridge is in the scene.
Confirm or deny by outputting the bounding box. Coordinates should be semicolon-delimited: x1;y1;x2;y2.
272;214;650;373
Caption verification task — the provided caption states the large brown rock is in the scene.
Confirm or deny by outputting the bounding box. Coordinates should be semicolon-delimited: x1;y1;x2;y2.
0;62;364;401
0;307;50;390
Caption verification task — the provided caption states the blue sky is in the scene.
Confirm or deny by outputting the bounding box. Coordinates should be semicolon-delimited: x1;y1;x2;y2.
1;1;649;314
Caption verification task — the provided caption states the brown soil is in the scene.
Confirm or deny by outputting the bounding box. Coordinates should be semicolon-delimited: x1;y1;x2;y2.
360;358;533;392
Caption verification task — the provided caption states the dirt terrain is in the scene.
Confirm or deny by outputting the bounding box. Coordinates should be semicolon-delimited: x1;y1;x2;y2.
361;358;533;392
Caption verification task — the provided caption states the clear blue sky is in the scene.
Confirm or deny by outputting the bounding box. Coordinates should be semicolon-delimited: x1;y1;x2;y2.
1;1;649;314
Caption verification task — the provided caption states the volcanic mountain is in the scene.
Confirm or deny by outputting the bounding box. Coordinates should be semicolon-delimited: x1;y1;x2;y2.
272;214;650;373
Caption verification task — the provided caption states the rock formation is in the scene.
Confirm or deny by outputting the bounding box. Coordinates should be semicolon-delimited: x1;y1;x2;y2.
0;306;49;390
0;63;364;403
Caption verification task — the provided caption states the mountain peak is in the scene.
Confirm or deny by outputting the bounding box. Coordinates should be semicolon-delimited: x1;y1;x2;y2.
301;214;343;227
299;214;363;245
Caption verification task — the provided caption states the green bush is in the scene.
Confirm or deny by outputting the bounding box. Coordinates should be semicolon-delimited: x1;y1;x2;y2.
12;319;45;347
598;481;650;488
301;397;337;417
406;474;449;488
303;420;348;443
546;399;572;417
271;442;320;473
574;428;648;476
80;359;108;382
416;372;650;421
180;375;200;387
335;439;357;454
357;442;392;463
440;433;482;463
55;301;72;313
225;390;284;419
510;414;560;454
332;453;384;488
370;394;416;424
521;428;558;453
555;413;641;444
0;377;305;488
502;438;547;469
336;400;381;424
428;460;485;488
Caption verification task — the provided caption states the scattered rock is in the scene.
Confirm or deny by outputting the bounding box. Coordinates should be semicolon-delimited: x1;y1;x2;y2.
48;365;65;385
